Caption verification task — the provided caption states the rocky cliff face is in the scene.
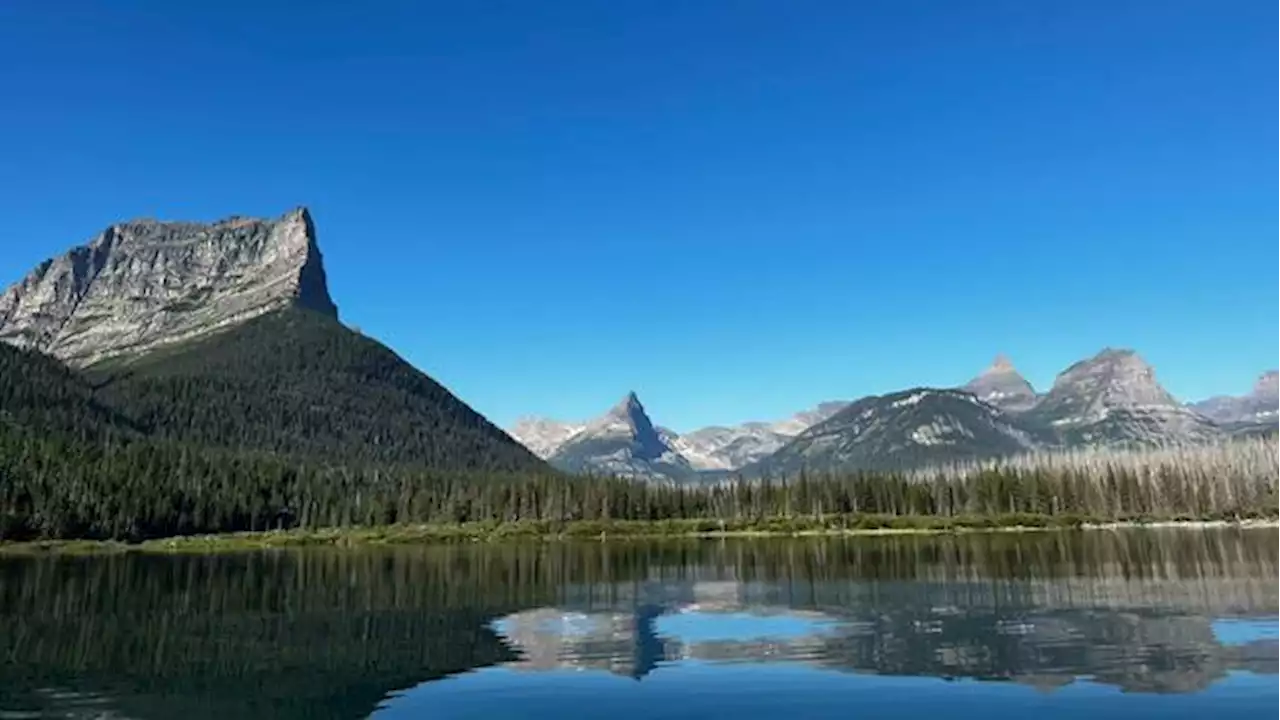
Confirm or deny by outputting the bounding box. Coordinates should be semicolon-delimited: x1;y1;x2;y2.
0;207;337;367
961;354;1038;412
1025;348;1220;446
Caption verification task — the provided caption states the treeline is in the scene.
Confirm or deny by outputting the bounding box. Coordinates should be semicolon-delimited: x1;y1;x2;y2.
1;424;1275;541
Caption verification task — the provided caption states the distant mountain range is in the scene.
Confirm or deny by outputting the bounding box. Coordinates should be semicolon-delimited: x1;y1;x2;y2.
511;352;1278;482
3;207;1273;488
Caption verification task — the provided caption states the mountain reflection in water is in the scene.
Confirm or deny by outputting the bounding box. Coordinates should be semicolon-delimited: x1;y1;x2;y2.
0;528;1275;720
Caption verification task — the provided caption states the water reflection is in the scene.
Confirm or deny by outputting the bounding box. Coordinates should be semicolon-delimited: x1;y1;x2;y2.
0;528;1275;719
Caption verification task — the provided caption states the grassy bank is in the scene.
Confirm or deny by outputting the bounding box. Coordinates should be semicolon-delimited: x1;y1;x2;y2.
2;511;1276;555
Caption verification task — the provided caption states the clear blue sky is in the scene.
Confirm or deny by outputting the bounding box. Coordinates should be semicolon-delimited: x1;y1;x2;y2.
1;1;1275;431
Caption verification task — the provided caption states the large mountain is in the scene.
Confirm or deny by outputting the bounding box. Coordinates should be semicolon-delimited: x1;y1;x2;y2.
0;207;337;367
961;354;1038;412
1191;371;1279;426
1;208;545;474
545;393;697;481
1022;348;1220;447
747;388;1040;476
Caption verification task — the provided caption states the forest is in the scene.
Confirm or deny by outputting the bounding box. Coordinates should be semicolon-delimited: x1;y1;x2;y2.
1;310;1277;542
1;424;1275;541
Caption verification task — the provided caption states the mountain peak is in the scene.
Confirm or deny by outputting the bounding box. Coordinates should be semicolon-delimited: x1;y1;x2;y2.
548;391;695;481
962;354;1037;412
0;208;337;367
1045;348;1171;413
613;390;643;412
1027;347;1220;446
1254;371;1278;398
987;353;1015;373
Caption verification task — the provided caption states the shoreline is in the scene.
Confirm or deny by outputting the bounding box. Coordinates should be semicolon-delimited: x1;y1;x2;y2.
1;516;1276;555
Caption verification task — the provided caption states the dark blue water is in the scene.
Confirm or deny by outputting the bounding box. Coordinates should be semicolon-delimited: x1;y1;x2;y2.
1;528;1276;719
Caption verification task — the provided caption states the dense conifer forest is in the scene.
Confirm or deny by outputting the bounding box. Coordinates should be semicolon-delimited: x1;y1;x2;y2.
1;309;1276;542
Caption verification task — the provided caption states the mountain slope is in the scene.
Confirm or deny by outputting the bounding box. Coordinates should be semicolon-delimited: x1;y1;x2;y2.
1023;348;1221;446
748;388;1040;476
961;354;1038;412
0;207;337;367
548;393;696;481
0;343;136;440
90;307;546;472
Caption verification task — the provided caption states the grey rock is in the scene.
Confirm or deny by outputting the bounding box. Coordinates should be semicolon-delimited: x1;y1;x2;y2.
1190;370;1279;425
961;354;1038;412
669;401;849;471
548;392;697;481
508;417;585;459
0;207;337;367
511;399;849;472
747;388;1041;476
1024;348;1221;446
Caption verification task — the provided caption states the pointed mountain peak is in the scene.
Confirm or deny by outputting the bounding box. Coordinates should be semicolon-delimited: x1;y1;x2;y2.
988;353;1015;373
962;354;1037;411
615;390;643;410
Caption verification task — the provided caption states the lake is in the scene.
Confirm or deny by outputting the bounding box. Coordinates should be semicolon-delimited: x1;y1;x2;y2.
1;528;1276;719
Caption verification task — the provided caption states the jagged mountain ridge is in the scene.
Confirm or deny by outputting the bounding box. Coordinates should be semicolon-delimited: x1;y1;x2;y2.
0;207;337;367
515;351;1269;479
509;400;850;478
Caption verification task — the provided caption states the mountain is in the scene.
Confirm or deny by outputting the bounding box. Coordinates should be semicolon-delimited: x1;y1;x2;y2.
1;208;545;474
547;393;696;481
510;400;849;473
1023;348;1221;446
0;207;337;367
508;417;585;459
0;342;137;440
668;401;850;471
961;354;1038;412
89;307;546;471
747;388;1040;476
1190;371;1279;425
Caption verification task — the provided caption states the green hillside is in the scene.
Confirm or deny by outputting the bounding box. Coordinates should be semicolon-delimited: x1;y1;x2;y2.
90;307;544;473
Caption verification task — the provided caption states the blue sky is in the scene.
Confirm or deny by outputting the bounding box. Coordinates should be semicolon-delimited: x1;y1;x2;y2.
1;1;1275;431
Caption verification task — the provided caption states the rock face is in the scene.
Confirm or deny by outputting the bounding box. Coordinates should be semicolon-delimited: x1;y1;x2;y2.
0;207;337;367
1191;371;1279;425
548;393;697;481
1024;348;1220;446
961;354;1038;412
747;388;1039;476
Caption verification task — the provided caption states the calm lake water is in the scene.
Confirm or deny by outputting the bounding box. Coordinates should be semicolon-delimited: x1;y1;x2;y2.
1;528;1276;719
